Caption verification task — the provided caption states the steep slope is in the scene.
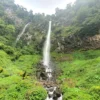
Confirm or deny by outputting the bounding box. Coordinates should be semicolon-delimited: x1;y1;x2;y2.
0;0;100;100
0;45;46;100
52;50;100;100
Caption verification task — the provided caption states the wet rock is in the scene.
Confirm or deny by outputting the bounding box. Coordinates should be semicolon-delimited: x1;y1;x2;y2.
36;61;48;80
36;61;62;100
53;88;62;100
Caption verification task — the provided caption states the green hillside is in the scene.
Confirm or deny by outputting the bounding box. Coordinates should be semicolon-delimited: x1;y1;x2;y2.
0;0;100;100
52;50;100;99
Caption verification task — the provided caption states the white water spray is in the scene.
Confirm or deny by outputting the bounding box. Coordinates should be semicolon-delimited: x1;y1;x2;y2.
43;21;51;67
16;23;30;43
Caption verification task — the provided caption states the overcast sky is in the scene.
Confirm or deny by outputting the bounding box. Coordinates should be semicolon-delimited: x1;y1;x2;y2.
14;0;76;14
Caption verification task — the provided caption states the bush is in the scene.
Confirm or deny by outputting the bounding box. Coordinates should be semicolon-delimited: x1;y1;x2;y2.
26;87;47;100
89;86;100;100
63;88;91;100
0;43;14;55
15;55;41;75
0;75;47;100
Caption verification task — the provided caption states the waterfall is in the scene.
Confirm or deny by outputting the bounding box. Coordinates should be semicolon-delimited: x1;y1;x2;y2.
16;23;30;44
43;21;62;100
43;21;51;67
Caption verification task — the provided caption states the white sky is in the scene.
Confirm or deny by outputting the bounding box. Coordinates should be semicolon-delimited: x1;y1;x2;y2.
14;0;76;14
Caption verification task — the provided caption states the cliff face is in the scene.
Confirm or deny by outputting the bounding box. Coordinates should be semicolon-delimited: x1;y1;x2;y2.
53;34;100;52
5;8;23;25
83;34;100;49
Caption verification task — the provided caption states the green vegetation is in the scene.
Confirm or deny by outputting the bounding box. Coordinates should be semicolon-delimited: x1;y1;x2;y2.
0;49;46;100
54;0;100;37
0;0;100;51
52;50;100;100
0;0;100;99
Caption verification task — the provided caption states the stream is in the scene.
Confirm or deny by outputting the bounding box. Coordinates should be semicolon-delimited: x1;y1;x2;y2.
45;67;62;100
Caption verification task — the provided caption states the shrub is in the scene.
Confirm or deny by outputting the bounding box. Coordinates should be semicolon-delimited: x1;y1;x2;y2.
63;88;91;100
0;43;14;55
89;86;100;100
0;67;3;73
25;87;47;100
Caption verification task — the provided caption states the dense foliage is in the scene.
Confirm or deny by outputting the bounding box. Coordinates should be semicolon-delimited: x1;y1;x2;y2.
0;0;100;100
52;50;100;100
54;0;100;36
0;0;100;51
0;46;46;100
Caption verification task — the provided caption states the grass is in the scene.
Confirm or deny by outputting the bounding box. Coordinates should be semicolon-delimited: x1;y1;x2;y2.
15;55;41;75
0;50;47;100
52;50;100;100
0;43;100;100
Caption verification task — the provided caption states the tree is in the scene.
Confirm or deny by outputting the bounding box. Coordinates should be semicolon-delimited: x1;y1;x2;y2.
0;19;6;35
5;25;15;34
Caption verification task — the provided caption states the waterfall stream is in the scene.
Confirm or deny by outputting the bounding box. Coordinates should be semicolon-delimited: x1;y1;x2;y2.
43;21;62;100
43;21;51;67
16;23;30;44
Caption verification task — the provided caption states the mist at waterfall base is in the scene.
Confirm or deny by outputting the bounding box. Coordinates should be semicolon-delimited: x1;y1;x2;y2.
43;21;62;100
15;23;30;44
